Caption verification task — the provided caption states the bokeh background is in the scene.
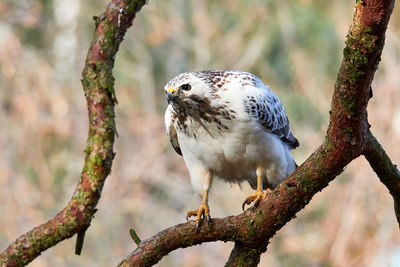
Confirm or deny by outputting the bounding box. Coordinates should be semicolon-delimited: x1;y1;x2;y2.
1;0;400;266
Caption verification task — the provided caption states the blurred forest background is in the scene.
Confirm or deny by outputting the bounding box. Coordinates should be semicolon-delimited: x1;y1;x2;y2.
1;0;400;266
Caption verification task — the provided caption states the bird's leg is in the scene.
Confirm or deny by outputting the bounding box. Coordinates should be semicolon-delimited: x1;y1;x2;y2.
186;172;212;233
186;189;211;230
242;167;271;211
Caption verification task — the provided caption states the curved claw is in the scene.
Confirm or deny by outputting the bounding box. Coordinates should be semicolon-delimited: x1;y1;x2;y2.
252;197;262;210
242;195;256;211
196;222;201;233
186;203;211;233
252;203;257;213
242;189;270;211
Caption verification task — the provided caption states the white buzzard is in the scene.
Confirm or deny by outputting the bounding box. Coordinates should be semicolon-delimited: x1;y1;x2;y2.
164;70;298;230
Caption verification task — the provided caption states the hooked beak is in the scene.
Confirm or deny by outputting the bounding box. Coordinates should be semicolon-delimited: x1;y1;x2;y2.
167;88;177;104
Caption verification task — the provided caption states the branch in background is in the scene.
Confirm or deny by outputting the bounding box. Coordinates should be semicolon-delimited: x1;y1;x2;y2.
224;242;265;267
364;132;400;227
119;0;395;265
0;1;148;266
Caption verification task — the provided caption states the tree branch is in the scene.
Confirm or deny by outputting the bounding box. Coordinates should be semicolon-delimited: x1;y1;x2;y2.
117;143;352;266
225;242;265;267
364;132;400;227
0;1;148;266
119;0;395;266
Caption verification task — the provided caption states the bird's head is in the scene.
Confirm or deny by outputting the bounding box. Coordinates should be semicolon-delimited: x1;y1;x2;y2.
164;72;214;110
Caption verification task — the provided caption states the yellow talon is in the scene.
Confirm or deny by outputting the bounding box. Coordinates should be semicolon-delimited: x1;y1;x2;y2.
186;203;211;233
186;177;212;233
186;203;210;222
242;166;271;211
242;188;271;211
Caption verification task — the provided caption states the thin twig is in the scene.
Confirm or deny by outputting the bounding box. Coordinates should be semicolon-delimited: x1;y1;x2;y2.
130;229;141;246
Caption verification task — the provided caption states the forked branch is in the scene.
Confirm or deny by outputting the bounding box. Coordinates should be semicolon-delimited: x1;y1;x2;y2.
0;0;397;266
119;0;396;266
365;132;400;226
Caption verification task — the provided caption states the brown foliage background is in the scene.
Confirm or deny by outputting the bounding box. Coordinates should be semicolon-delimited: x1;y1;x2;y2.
0;0;399;266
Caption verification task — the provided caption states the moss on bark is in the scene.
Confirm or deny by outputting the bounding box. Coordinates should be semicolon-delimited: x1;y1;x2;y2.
0;1;148;266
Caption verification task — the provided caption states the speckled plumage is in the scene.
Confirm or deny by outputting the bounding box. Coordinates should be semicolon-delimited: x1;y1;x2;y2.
164;70;298;197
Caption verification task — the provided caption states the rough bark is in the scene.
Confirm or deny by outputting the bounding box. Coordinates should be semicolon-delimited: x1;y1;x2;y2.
225;243;264;267
119;0;396;266
0;0;397;266
0;1;148;266
364;133;400;227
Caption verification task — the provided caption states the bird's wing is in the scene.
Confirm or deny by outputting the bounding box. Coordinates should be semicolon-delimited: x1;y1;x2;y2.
243;83;299;149
165;105;182;156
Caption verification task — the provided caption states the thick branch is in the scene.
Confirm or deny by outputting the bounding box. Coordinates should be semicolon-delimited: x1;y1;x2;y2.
364;132;400;226
0;1;148;266
119;1;395;266
118;143;351;266
225;242;265;267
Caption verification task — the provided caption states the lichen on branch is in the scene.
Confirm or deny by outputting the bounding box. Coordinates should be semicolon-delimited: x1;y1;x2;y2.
0;1;148;266
119;1;396;266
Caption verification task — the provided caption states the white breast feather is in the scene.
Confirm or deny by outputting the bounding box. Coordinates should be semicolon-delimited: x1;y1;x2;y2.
164;71;298;194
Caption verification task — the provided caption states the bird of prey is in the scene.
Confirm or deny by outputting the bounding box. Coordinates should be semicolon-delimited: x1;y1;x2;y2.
164;70;298;230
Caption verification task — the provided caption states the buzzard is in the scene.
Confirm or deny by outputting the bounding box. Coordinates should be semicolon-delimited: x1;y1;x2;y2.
164;70;298;231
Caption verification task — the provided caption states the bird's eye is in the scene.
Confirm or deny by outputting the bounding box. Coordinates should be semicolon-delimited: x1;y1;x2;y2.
180;84;191;91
